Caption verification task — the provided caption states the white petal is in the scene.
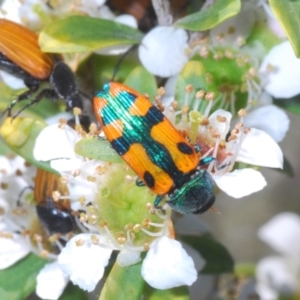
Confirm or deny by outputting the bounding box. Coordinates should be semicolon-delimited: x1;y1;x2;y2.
256;256;298;298
97;5;116;19
267;17;286;39
213;168;266;198
261;2;286;39
260;41;300;98
34;124;79;161
244;105;290;142
96;44;133;55
0;70;26;89
141;237;197;289
138;26;188;77
258;212;300;257
0;0;21;22
76;0;106;16
0;156;13;176
237;128;283;168
208;109;232;139
0;234;30;269
258;91;273;106
117;250;141;267
36;261;69;300
50;158;83;172
115;14;137;28
58;234;113;292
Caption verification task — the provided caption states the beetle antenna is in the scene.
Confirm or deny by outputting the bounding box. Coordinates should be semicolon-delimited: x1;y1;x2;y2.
111;44;138;82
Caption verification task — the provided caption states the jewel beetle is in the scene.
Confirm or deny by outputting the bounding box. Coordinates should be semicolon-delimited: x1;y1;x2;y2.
93;82;215;214
0;18;84;116
34;168;76;235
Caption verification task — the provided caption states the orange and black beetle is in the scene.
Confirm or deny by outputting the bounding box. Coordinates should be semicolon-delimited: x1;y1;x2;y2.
0;19;83;116
34;168;76;235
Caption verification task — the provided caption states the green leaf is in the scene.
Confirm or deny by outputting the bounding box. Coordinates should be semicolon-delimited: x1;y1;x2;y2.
175;60;206;109
144;284;190;300
124;66;158;101
282;156;295;178
174;0;241;31
0;117;58;174
269;0;300;57
39;16;144;53
0;254;46;300
99;261;145;300
75;137;123;164
180;234;234;274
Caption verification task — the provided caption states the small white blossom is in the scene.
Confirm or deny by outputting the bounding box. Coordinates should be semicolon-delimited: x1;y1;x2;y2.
138;26;189;77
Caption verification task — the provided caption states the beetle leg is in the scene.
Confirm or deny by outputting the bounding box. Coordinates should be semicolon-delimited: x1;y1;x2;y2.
17;185;34;206
154;195;166;214
199;156;215;166
5;84;40;116
12;88;57;118
135;177;145;187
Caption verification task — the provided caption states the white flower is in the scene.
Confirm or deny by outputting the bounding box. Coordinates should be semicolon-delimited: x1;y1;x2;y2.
190;107;283;199
256;213;300;298
260;41;300;98
138;26;189;77
210;2;257;47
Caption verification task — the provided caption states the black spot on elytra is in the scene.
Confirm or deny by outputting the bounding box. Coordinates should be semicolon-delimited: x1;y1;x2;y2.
143;171;155;188
111;137;131;155
177;142;193;154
